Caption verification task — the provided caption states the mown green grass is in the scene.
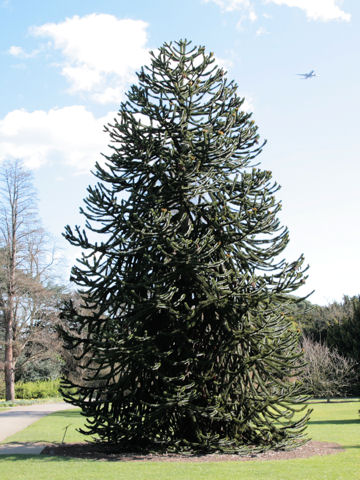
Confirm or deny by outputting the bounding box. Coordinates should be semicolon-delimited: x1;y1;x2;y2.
1;401;360;480
0;409;86;445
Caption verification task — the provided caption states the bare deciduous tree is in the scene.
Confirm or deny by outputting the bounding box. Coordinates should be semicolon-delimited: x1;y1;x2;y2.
300;336;358;401
0;160;63;400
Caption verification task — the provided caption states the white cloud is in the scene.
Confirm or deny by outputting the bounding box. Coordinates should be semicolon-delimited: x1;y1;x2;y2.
0;95;255;174
61;65;102;92
8;46;23;56
204;0;350;22
240;96;255;113
256;26;269;35
248;10;258;21
8;45;39;58
31;14;150;104
265;0;351;22
92;86;128;105
203;0;251;11
0;106;115;172
214;55;234;72
203;0;257;21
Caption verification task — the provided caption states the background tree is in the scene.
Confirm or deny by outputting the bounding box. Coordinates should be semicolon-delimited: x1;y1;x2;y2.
324;296;360;363
0;160;64;400
60;40;310;453
287;297;328;341
12;281;65;383
299;336;357;401
287;295;360;397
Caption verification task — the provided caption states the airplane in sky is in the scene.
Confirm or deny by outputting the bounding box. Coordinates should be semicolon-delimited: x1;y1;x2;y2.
297;70;318;79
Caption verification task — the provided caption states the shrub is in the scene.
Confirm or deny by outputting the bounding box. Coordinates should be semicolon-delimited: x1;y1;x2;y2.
15;379;61;399
15;357;63;383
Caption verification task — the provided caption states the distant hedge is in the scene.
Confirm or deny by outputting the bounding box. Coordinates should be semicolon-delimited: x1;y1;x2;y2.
15;379;61;399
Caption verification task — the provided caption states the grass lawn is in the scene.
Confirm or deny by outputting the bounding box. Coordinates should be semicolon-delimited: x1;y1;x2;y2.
0;409;86;445
0;401;360;480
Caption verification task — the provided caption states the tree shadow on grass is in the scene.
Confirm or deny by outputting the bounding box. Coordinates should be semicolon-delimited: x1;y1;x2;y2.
305;399;360;404
0;454;78;462
48;411;81;418
308;419;360;425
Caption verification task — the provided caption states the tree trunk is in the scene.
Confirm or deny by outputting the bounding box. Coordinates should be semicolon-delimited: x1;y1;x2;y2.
5;266;16;400
4;186;17;401
4;271;15;401
4;314;15;401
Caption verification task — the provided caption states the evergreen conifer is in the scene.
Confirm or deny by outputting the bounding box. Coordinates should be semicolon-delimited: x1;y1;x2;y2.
60;40;310;453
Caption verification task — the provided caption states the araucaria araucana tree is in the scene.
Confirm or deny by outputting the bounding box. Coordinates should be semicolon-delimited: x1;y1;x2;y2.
60;40;311;454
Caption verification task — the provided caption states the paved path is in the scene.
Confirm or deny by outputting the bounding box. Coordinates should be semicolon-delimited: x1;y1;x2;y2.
0;402;75;455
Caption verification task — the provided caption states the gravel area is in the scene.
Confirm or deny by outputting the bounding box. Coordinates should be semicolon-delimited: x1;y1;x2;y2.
41;440;344;462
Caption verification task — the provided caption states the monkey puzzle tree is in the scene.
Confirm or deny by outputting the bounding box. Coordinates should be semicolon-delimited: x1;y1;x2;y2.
60;40;310;453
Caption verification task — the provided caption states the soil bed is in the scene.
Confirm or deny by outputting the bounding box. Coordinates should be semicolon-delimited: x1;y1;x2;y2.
41;441;344;462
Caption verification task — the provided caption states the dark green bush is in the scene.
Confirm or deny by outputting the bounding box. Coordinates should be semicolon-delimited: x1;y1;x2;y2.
15;358;63;383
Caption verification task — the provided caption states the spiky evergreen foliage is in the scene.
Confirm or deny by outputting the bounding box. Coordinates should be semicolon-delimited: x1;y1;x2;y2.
60;40;310;454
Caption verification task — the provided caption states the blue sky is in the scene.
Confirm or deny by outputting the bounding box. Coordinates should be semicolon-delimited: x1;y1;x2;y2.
0;0;357;304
